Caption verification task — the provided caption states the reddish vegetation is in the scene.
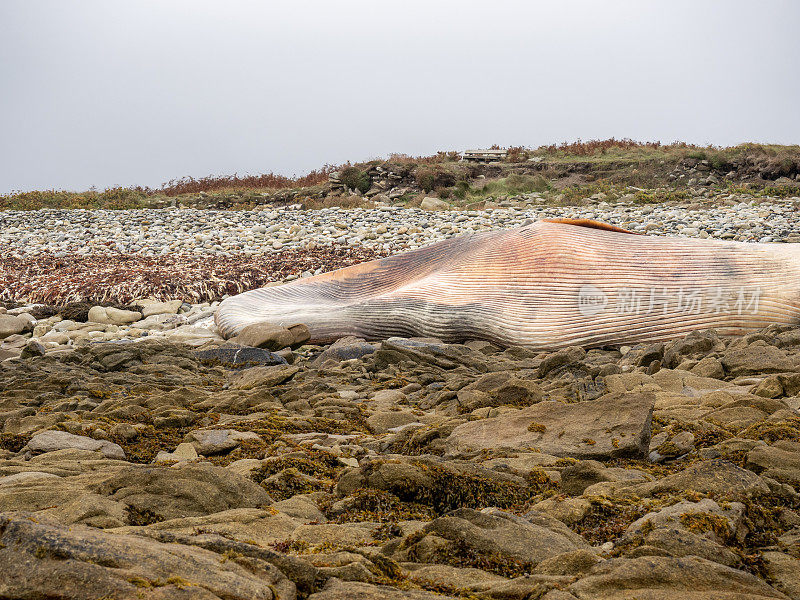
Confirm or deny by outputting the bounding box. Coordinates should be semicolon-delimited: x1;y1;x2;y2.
158;167;337;196
0;247;388;305
538;138;706;155
156;153;459;196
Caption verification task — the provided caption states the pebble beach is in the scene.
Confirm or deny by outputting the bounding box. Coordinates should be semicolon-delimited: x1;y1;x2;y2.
2;196;800;261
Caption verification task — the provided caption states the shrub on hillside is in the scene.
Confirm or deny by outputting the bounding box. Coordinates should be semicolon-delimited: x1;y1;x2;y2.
709;154;731;171
416;169;436;192
339;167;371;194
506;146;530;162
416;167;456;193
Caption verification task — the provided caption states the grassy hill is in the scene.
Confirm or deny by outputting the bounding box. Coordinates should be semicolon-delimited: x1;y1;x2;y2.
3;140;799;211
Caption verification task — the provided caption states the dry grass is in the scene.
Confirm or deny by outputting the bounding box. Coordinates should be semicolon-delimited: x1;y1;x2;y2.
159;168;336;196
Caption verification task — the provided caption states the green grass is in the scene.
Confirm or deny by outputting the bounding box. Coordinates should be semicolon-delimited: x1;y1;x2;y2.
0;188;152;210
451;173;551;201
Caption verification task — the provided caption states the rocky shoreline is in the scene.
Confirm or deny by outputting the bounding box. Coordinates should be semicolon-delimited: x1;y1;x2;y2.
1;313;800;598
1;203;800;599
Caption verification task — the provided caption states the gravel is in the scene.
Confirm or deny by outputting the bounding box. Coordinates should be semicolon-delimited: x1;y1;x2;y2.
2;197;800;258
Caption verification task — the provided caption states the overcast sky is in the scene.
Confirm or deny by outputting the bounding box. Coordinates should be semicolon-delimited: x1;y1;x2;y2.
1;0;798;193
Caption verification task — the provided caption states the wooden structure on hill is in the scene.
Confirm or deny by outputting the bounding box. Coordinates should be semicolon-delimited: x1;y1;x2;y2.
461;149;508;162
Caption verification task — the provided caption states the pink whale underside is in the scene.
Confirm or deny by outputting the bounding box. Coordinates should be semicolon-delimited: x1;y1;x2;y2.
215;219;800;350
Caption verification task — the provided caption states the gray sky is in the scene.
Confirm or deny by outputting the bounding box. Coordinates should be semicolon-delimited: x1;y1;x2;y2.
1;0;798;194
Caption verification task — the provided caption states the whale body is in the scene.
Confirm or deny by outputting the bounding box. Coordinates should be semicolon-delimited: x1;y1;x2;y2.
215;219;800;349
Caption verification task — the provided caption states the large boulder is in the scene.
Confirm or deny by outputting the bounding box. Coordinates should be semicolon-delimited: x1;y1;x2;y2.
568;556;787;599
404;563;508;594
446;392;654;459
87;306;142;325
0;512;293;599
420;197;451;211
0;314;30;339
390;508;588;569
625;498;745;545
313;336;376;365
114;508;304;549
559;460;651;495
233;322;296;351
94;462;272;522
746;441;800;487
26;430;126;460
457;371;544;412
631;459;770;500
228;364;299;390
720;344;795;376
185;429;263;456
762;552;800;600
140;299;183;318
374;338;488;371
195;344;287;367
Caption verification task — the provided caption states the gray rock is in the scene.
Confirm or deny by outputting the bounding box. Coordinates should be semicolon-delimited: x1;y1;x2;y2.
94;462;272;522
632;459;770;500
0;471;61;487
313;336;376;364
626;498;745;544
154;444;199;463
537;346;586;377
228;364;299;389
560;460;650;495
634;528;743;567
746;441;800;487
27;430;126;460
405;563;507;593
568;555;786;599
446;392;654;459
287;323;311;348
20;340;46;359
135;312;187;331
186;429;262;456
721;344;795;376
391;507;588;568
366;410;418;434
195;344;287;367
0;512;293;600
457;371;544;411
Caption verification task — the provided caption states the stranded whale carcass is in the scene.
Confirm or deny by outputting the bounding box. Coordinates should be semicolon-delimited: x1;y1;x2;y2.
215;219;800;350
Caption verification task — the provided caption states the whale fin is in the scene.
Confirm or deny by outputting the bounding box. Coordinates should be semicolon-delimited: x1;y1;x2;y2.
542;218;641;235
